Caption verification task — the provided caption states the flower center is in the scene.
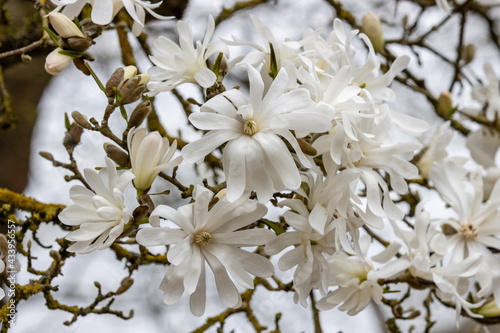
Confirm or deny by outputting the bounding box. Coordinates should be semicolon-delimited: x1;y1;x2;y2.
460;222;478;240
243;119;258;136
195;231;212;246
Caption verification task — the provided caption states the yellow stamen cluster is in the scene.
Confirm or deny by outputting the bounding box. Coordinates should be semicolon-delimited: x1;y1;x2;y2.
460;222;478;240
195;231;212;246
243;119;258;136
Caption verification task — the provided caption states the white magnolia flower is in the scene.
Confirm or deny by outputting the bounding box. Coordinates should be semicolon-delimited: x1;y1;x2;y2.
388;203;484;322
415;121;455;178
136;186;275;316
265;199;336;307
430;159;500;301
466;125;500;169
471;63;500;121
316;253;383;315
317;236;407;315
59;157;134;254
50;0;172;36
148;16;228;93
181;65;333;203
127;128;182;191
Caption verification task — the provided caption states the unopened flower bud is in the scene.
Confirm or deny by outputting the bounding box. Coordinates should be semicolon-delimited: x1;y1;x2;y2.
45;47;73;75
436;91;454;119
119;76;147;104
65;36;93;53
49;250;62;261
298;138;317;156
104;143;130;168
123;66;138;81
116;277;134;295
63;122;83;150
71;111;92;129
106;67;125;97
49;12;84;38
476;300;500;317
21;53;32;63
362;13;385;54
128;101;152;129
462;44;475;65
39;151;55;161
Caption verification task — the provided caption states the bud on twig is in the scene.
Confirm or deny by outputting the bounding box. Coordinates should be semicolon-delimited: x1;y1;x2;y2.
39;151;55;161
106;67;125;98
362;13;385;54
64;36;93;53
118;74;150;104
48;12;85;38
127;101;152;129
63;123;83;150
45;48;73;76
116;277;134;295
71;111;92;129
462;44;475;65
436;91;454;119
104;143;130;168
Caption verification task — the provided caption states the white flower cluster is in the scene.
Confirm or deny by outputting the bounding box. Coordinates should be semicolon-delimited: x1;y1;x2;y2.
50;0;172;36
56;12;500;324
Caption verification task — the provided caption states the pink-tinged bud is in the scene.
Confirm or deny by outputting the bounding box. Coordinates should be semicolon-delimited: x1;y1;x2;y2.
45;48;73;75
48;12;84;38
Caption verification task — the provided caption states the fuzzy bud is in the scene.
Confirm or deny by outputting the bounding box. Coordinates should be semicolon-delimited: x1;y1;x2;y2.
116;277;134;295
39;151;55;161
104;143;130;168
298;138;317;156
106;67;125;97
127;101;152;129
49;12;84;38
64;36;93;53
63;122;83;150
462;44;475;65
71;111;92;129
436;91;454;119
118;76;148;104
362;13;385;54
45;48;73;76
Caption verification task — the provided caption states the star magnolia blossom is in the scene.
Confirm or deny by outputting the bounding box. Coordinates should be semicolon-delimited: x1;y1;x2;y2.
181;65;333;203
148;16;229;93
430;159;500;302
470;63;500;121
127;128;182;191
136;186;275;316
317;236;407;315
265;199;336;307
387;204;484;321
50;0;172;36
59;157;134;254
